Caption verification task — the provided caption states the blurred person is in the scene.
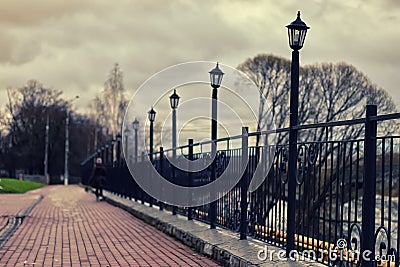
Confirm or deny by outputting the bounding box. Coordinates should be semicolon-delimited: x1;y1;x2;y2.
89;157;107;201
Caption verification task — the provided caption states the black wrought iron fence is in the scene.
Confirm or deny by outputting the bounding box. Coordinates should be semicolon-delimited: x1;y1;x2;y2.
81;105;400;266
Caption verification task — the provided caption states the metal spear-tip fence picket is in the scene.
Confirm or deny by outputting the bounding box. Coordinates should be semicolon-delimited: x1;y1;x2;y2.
81;105;400;266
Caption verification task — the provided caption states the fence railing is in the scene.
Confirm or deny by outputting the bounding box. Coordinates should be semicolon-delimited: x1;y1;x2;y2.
81;105;400;266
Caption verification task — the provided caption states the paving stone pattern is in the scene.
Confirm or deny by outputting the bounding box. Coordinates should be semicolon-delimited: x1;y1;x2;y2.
0;186;220;267
105;192;326;267
0;191;42;216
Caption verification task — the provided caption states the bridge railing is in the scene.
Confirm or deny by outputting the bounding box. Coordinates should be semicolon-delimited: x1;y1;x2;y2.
81;105;400;266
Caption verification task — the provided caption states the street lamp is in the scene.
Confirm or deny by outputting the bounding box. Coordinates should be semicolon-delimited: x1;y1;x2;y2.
286;11;309;51
148;107;156;162
124;127;130;164
209;62;224;229
64;95;79;186
169;89;180;109
132;118;139;163
169;89;180;215
286;11;309;254
169;89;180;157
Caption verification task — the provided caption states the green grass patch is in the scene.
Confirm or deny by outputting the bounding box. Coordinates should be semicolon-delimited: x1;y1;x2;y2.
0;178;45;194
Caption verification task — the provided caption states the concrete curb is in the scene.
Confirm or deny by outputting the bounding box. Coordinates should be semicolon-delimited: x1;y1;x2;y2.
104;193;326;267
105;196;258;267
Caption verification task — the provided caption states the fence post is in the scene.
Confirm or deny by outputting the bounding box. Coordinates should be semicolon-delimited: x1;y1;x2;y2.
133;169;138;202
116;135;121;166
240;127;249;240
111;141;115;166
362;104;377;266
105;145;109;166
101;147;105;163
141;152;145;204
149;151;154;208
159;147;164;211
188;139;194;220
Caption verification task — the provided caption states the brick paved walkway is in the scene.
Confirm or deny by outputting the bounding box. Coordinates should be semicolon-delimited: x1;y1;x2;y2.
0;190;42;216
0;190;42;230
0;186;220;267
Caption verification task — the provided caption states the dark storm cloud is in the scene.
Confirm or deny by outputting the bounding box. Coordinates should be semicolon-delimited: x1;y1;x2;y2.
0;0;399;109
0;0;100;26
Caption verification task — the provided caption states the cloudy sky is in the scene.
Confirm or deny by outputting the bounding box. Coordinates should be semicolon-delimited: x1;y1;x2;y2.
0;0;399;112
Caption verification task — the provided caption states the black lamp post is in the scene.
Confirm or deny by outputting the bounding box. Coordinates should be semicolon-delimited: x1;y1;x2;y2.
148;107;156;162
148;107;156;208
124;127;130;164
169;89;180;215
286;11;309;254
132;118;139;163
209;62;224;229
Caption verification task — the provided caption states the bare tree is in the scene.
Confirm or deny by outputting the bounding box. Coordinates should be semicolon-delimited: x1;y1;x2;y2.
238;55;398;142
238;55;398;236
238;54;291;145
3;80;66;175
91;63;129;138
88;95;107;149
0;79;103;179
